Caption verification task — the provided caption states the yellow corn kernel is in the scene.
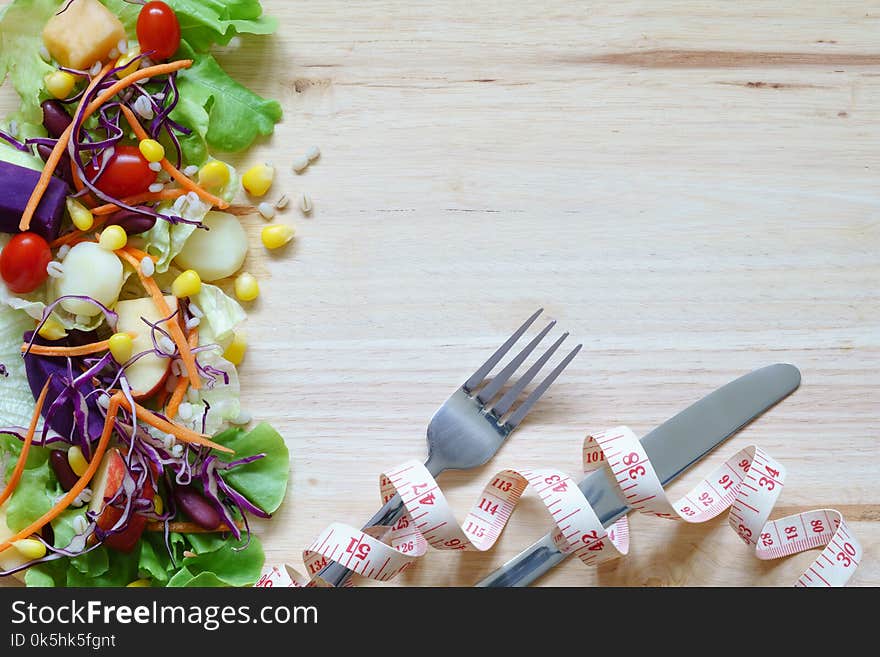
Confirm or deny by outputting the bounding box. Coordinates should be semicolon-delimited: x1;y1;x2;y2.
115;47;141;78
98;224;127;251
38;316;68;341
65;197;94;231
171;269;201;298
44;70;76;99
198;160;230;189
233;272;259;302
108;332;133;364
223;331;246;366
261;223;294;250
67;445;88;477
241;163;274;197
138;138;165;163
12;538;47;560
126;579;152;587
153;494;163;515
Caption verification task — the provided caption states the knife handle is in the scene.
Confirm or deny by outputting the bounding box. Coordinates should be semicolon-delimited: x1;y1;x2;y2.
475;497;628;587
474;532;568;587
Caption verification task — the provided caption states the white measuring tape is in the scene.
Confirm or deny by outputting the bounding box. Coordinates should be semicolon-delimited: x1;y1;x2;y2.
255;426;861;588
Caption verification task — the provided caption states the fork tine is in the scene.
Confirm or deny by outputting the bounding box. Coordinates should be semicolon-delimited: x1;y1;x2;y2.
504;343;582;428
490;331;568;416
476;320;557;404
463;308;543;392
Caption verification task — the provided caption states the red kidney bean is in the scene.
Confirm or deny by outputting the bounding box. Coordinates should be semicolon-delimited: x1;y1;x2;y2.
105;208;156;235
41;522;54;546
40;100;72;139
50;449;79;491
174;485;221;530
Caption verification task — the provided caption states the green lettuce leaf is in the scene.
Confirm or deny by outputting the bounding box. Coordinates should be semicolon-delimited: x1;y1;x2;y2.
0;120;45;170
0;435;58;534
171;42;282;160
216;422;289;514
65;547;140;586
0;306;42;428
101;0;277;53
23;559;65;586
166;534;263;587
0;0;57;123
6;456;59;532
193;282;245;348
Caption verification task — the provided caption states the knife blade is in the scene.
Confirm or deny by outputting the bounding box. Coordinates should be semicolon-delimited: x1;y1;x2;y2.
474;363;801;587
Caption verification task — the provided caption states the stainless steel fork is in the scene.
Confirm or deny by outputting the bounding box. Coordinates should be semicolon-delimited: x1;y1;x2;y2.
314;308;581;586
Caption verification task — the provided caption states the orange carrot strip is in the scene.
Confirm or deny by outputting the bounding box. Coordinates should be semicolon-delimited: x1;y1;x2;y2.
146;521;243;533
0;392;119;554
92;189;187;215
19;60;193;231
166;327;198;419
0;378;53;508
119;397;231;453
118;105;227;209
50;222;106;248
21;333;136;357
51;190;188;248
116;248;200;389
121;245;158;263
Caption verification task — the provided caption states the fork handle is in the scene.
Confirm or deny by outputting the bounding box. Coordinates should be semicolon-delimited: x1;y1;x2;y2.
312;496;407;586
314;459;444;587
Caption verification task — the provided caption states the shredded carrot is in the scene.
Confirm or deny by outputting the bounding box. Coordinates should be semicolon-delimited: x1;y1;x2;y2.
50;190;189;248
92;189;187;215
146;521;243;534
21;333;136;357
120;245;158;263
0;391;119;554
0;378;53;508
117;248;200;389
166;328;198;419
50;224;103;249
19;60;193;231
118;105;227;210
120;396;231;453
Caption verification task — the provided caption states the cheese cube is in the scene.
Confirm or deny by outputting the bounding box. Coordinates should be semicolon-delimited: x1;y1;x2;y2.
42;0;125;70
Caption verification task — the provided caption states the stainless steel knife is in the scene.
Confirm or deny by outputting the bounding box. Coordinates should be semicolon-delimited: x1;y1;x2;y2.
474;363;801;587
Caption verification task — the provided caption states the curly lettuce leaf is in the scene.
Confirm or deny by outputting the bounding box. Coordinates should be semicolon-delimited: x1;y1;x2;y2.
171;42;282;161
6;455;58;532
101;0;277;53
0;0;57;123
216;422;289;515
166;534;263;587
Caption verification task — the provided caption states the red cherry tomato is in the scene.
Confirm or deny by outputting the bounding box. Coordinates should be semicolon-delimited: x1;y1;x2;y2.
86;145;157;198
0;232;52;294
136;1;181;61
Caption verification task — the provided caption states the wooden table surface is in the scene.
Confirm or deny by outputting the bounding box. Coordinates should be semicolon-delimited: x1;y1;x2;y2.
2;1;877;586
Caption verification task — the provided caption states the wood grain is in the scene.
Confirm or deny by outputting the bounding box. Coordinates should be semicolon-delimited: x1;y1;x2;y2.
0;0;876;586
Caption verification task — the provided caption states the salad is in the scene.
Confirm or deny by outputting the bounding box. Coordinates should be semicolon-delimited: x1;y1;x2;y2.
0;0;293;587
